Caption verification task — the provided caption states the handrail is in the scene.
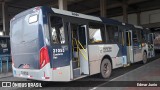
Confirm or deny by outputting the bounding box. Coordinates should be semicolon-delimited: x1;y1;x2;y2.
72;38;80;67
78;48;88;60
72;38;79;53
72;38;88;61
77;40;87;53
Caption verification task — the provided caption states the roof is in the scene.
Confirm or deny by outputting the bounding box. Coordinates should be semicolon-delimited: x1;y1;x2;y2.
51;7;102;22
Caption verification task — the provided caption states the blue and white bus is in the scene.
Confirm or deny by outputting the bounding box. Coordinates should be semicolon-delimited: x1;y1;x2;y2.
10;6;155;81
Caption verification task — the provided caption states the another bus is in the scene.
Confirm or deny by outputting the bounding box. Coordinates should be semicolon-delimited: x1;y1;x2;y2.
10;6;155;81
144;28;155;58
0;36;10;55
150;28;160;51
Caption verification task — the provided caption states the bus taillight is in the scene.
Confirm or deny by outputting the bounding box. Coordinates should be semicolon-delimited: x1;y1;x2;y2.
40;46;50;69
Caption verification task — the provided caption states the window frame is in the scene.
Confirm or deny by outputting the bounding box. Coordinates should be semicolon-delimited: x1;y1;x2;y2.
135;28;143;43
88;22;106;44
105;24;119;44
132;29;139;43
48;14;68;45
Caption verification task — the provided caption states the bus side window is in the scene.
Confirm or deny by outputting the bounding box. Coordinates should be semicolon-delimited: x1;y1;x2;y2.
88;22;105;44
126;32;131;46
106;25;118;43
50;16;65;44
149;34;153;44
118;29;123;45
133;30;138;43
141;30;145;42
137;29;142;43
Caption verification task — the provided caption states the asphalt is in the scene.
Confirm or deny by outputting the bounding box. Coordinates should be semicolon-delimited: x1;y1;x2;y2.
92;57;160;90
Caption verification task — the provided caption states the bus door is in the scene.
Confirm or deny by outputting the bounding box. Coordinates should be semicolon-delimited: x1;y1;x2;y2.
148;33;155;58
69;23;89;79
125;30;134;65
132;30;142;62
49;16;71;75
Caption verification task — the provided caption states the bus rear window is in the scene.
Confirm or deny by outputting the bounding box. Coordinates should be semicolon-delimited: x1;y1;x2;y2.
50;16;65;44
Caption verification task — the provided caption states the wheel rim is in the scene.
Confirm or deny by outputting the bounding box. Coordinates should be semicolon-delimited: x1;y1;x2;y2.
103;63;109;75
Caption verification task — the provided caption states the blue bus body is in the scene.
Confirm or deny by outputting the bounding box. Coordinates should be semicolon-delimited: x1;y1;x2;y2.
10;6;154;81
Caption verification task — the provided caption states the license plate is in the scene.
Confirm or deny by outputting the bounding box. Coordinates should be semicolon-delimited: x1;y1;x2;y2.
21;71;28;75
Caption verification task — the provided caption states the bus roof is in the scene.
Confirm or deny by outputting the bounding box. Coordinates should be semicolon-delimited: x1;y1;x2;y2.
100;17;122;25
11;6;145;29
51;7;123;26
51;8;102;22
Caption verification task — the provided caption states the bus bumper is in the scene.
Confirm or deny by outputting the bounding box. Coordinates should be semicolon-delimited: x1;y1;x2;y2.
12;63;71;82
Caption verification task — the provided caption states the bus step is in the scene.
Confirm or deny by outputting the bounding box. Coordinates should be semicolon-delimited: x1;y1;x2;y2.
72;60;79;69
73;57;78;61
73;68;80;78
123;64;130;67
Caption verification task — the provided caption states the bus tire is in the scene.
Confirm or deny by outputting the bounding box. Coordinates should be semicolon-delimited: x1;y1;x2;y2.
142;52;147;64
100;58;112;79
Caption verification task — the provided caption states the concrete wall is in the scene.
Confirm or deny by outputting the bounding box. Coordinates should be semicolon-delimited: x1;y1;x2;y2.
111;14;138;25
141;9;160;25
110;9;160;26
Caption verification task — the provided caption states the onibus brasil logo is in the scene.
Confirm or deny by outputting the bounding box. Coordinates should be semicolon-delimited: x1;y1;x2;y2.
1;82;42;87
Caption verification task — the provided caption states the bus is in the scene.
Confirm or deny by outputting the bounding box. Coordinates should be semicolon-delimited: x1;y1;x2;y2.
144;28;155;58
150;28;160;51
0;36;10;55
154;31;160;50
10;6;155;81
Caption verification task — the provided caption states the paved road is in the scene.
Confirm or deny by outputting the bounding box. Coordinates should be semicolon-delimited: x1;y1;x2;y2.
91;57;160;90
0;55;159;90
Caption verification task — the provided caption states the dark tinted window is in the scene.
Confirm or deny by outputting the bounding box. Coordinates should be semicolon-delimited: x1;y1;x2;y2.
149;34;153;44
106;25;119;43
126;32;132;46
137;29;142;42
133;29;143;43
133;30;138;43
0;37;10;54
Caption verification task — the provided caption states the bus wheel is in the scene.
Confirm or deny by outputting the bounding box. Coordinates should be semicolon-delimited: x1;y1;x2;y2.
100;59;112;78
142;52;147;64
